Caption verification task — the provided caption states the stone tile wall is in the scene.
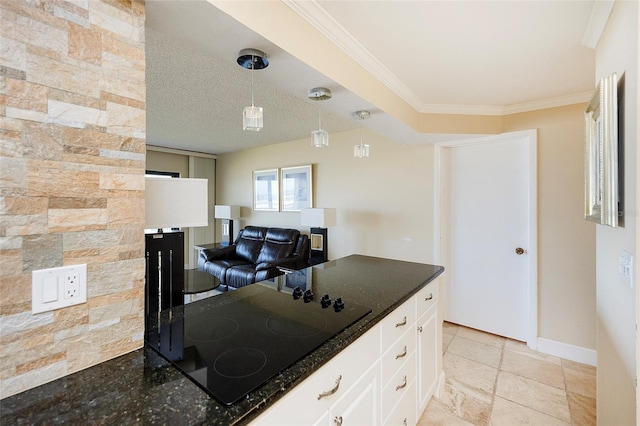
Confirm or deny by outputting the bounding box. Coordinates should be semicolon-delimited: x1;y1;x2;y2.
0;0;146;398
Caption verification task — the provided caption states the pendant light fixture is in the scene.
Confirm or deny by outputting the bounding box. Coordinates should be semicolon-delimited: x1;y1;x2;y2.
353;110;371;158
237;48;269;131
308;87;332;148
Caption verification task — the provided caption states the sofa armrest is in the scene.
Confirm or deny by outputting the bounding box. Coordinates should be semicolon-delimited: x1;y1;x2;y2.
255;258;297;271
200;245;236;261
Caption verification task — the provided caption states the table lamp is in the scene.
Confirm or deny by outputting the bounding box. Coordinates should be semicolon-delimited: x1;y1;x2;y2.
300;208;336;264
214;205;241;245
145;176;208;316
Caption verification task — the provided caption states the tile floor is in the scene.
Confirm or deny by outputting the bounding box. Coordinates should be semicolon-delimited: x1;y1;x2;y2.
418;322;596;426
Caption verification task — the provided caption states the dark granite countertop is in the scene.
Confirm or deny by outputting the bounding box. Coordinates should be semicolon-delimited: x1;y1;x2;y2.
1;255;444;425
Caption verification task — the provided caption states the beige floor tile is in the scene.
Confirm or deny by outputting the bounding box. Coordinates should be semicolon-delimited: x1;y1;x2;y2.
447;336;503;368
444;352;499;394
500;350;565;390
495;371;571;423
456;326;506;349
443;332;455;353
562;358;596;376
567;391;596;426
440;381;492;426
489;396;570;426
419;397;476;426
444;321;460;335
504;339;562;365
563;366;596;399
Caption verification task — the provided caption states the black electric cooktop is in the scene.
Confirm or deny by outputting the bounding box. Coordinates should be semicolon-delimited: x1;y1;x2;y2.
146;272;372;406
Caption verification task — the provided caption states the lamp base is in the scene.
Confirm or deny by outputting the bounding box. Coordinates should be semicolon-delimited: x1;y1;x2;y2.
309;227;328;264
220;219;234;245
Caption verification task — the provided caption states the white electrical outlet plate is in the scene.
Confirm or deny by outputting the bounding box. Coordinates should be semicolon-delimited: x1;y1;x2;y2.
619;250;634;287
32;264;87;314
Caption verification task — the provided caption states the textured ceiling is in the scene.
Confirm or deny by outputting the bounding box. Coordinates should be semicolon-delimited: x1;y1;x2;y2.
145;0;597;155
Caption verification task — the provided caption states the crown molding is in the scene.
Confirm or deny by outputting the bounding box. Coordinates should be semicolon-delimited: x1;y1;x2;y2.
581;0;615;49
284;0;594;117
282;0;424;110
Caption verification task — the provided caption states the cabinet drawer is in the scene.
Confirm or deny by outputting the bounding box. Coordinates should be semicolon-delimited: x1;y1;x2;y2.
254;326;380;425
380;328;415;385
416;281;438;317
383;380;417;426
381;352;416;418
380;297;416;350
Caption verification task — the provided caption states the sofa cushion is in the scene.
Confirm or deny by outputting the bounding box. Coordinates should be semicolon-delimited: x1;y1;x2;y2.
256;228;299;264
235;226;267;263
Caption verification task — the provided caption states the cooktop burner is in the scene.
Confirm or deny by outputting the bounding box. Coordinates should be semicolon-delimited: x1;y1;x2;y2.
146;275;372;406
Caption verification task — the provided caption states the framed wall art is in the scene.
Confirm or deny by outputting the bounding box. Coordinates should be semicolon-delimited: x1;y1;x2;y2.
584;72;620;227
280;165;313;212
253;169;279;211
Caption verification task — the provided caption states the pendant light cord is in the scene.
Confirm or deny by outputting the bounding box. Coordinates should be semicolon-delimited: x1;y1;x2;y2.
251;54;255;107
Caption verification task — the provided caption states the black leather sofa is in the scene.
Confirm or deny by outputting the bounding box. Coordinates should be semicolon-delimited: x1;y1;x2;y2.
197;226;310;289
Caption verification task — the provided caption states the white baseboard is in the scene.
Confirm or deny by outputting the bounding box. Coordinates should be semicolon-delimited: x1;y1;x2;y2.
435;371;446;398
537;337;597;366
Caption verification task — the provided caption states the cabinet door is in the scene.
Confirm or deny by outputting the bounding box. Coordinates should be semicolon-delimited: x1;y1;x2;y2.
416;304;438;414
328;364;379;426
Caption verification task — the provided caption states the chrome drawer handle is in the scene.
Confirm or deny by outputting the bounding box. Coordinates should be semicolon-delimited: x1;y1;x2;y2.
396;375;407;391
334;416;343;426
425;293;433;301
318;375;342;400
395;316;407;327
395;345;407;359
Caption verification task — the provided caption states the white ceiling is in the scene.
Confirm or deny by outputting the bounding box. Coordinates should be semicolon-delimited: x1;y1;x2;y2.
145;0;597;155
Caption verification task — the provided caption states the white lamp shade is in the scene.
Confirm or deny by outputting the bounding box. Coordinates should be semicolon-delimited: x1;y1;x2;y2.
145;177;208;229
214;205;240;219
301;208;336;227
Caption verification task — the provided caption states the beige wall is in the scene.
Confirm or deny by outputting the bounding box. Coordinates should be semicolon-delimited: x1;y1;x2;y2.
593;1;638;424
216;103;596;353
217;130;437;263
0;0;146;398
503;104;597;350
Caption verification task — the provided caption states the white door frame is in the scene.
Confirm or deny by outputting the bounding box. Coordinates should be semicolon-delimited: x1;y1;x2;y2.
433;129;538;349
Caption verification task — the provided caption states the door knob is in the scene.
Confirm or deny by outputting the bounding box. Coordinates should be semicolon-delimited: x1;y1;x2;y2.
515;247;525;255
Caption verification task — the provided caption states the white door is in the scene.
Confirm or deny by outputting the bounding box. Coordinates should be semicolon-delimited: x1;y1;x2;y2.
440;131;536;343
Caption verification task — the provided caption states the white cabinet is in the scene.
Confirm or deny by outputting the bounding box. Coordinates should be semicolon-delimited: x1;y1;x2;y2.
254;327;380;426
327;363;379;426
416;281;439;416
253;280;440;426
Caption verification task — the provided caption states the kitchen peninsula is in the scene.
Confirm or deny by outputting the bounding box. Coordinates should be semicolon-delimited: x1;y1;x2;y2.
1;255;444;425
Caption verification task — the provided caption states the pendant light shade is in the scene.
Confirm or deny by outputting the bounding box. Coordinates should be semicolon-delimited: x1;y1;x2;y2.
238;48;268;131
308;87;331;148
353;110;371;158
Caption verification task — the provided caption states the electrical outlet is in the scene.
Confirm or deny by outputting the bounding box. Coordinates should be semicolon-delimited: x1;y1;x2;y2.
32;264;87;313
64;272;80;299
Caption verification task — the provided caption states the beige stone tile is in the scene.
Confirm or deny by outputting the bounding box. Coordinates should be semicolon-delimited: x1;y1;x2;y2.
444;352;498;394
489;396;570;426
563;366;596;399
444;321;460;335
567;391;596;426
443;331;454;353
562;358;596;376
504;338;562;365
439;380;492;426
447;335;503;368
419;397;475;426
500;350;565;389
456;326;506;348
496;371;571;423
